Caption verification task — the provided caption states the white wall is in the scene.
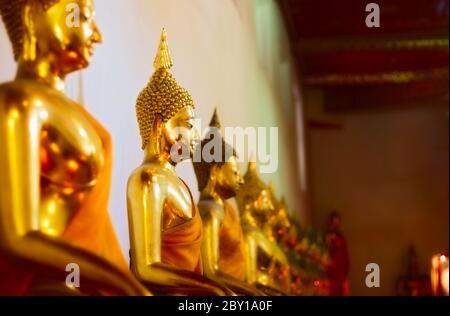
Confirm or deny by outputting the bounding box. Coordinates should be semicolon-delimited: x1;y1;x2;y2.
0;0;305;259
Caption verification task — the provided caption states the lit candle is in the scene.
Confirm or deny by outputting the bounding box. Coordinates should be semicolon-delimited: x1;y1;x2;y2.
431;254;449;296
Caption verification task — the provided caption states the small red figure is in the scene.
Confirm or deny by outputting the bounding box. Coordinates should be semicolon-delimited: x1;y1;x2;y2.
324;211;350;296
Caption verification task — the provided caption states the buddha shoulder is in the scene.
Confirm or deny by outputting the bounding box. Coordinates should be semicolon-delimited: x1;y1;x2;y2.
0;80;82;121
198;199;225;221
1;79;52;101
128;163;176;188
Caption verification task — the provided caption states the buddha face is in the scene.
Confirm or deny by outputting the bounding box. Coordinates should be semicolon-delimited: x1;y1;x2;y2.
32;0;102;73
252;188;274;216
213;155;244;199
274;207;291;240
163;106;200;163
276;207;290;228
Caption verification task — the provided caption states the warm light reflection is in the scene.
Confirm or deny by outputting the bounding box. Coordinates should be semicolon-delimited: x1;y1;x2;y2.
63;187;75;195
50;143;61;154
67;159;80;172
41;218;50;229
78;128;88;140
47;200;57;215
39;110;48;120
431;253;449;296
7;109;20;129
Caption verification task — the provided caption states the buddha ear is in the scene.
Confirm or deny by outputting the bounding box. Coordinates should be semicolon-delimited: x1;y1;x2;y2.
210;164;220;182
22;0;38;61
150;114;164;152
152;114;163;134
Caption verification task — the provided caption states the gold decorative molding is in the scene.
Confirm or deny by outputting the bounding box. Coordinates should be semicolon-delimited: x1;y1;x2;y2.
297;37;449;53
303;68;449;85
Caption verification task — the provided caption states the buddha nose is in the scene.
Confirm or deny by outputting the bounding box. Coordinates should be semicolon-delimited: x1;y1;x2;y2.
91;23;103;44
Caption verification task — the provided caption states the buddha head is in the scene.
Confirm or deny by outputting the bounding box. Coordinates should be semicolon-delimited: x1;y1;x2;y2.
268;188;291;230
276;200;291;229
236;161;274;224
254;188;273;217
271;197;291;241
0;0;102;73
136;29;199;164
193;109;243;200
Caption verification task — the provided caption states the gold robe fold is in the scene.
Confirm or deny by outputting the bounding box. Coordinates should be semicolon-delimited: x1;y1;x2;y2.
218;201;246;281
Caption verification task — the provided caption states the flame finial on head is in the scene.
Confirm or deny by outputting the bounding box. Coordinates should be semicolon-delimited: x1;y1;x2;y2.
209;108;221;129
153;28;173;70
192;108;237;192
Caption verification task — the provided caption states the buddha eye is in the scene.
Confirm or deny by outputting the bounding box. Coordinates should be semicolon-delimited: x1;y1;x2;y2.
80;9;93;22
80;13;89;21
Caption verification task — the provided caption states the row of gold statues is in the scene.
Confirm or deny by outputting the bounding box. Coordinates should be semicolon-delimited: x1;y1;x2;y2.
0;0;315;296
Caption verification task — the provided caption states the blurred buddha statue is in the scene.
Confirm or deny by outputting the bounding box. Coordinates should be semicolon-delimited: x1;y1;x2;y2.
0;0;148;295
265;186;291;245
324;211;350;296
127;30;233;296
396;245;432;296
192;109;264;296
236;162;291;295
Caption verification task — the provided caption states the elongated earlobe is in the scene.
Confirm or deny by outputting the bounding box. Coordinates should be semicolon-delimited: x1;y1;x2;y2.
22;1;37;62
150;114;163;155
209;165;220;189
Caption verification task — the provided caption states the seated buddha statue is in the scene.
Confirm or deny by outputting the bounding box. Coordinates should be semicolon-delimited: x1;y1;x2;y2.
127;30;233;296
236;162;291;295
192;109;264;296
0;0;148;295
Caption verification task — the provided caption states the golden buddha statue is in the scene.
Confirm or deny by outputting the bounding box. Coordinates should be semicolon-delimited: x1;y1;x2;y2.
127;30;233;296
0;0;148;295
266;187;291;245
271;199;292;244
236;162;291;295
192;109;264;296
